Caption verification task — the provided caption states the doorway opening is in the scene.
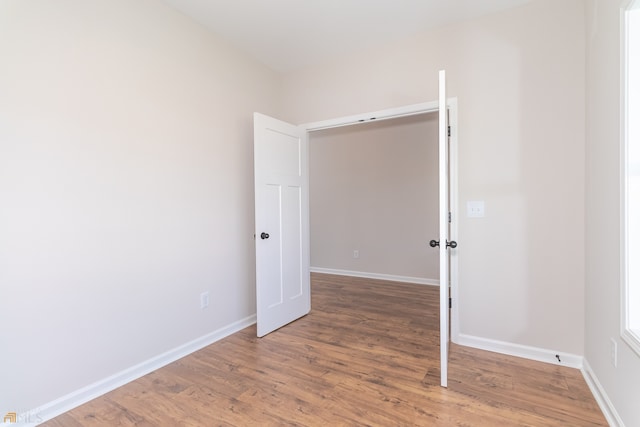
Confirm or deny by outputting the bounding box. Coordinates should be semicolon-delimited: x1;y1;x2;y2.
303;100;459;343
308;112;440;285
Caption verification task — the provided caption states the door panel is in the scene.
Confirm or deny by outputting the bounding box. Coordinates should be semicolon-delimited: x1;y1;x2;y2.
254;113;310;337
438;70;450;387
282;185;304;300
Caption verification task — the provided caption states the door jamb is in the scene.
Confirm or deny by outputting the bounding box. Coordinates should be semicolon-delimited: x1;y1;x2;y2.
301;100;460;344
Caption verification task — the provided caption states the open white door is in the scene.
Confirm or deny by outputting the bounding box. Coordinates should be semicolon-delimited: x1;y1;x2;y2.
438;70;451;387
254;113;310;337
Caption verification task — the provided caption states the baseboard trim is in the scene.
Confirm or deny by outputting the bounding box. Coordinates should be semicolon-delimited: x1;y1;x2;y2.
581;359;625;427
456;333;583;369
310;267;438;286
27;314;256;426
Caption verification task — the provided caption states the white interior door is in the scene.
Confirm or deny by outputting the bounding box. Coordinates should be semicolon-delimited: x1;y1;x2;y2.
438;70;451;387
254;113;310;337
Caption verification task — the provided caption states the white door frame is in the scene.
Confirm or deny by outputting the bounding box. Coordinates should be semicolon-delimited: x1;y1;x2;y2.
302;100;460;344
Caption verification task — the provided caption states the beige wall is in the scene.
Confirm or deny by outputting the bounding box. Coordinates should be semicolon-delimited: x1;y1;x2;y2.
8;0;638;423
309;114;439;281
0;0;280;412
585;1;640;425
283;0;586;355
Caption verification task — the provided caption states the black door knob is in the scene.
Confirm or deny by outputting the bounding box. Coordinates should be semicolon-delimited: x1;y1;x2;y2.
429;240;439;248
260;232;270;240
447;240;457;249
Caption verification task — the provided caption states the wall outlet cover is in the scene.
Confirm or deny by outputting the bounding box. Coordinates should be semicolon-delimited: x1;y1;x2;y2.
200;292;210;309
467;200;485;218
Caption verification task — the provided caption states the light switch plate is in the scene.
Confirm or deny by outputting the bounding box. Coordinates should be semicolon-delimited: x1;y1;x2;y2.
467;201;485;218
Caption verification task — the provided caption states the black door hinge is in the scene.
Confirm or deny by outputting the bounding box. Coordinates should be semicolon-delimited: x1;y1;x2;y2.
448;212;451;223
449;297;452;309
447;125;451;137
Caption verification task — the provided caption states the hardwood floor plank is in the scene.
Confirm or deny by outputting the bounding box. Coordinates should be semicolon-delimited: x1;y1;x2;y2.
41;273;607;426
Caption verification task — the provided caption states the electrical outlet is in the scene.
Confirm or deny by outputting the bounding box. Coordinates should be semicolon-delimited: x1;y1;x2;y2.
353;250;359;259
610;338;617;367
200;292;210;310
467;200;485;218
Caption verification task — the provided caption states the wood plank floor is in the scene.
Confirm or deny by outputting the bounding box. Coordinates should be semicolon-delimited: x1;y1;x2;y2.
43;273;607;426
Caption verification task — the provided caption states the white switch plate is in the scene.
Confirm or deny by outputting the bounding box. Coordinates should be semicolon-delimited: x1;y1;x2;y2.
467;201;485;218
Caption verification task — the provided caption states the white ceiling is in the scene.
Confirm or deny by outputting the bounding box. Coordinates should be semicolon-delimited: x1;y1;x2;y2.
162;0;532;72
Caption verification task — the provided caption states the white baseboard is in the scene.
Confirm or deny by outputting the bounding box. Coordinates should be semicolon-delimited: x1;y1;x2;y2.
453;335;623;425
581;359;625;427
10;308;621;427
310;267;438;286
23;314;256;426
455;333;583;369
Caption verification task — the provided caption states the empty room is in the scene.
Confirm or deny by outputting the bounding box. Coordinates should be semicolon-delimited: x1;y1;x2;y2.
1;0;639;426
